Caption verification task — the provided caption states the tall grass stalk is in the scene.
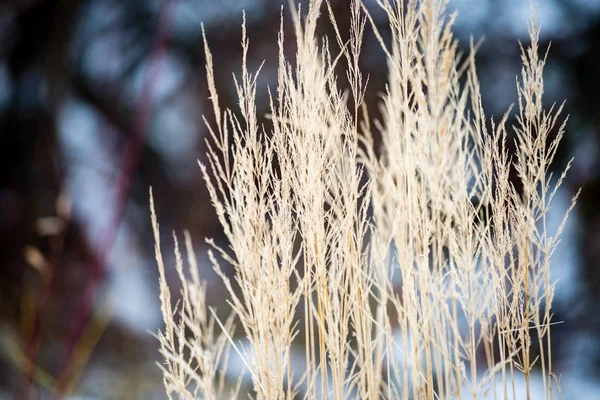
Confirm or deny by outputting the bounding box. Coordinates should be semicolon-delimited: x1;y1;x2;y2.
152;1;579;398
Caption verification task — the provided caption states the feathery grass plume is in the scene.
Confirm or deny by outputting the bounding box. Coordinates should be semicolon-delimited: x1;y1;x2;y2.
150;190;238;400
153;1;578;398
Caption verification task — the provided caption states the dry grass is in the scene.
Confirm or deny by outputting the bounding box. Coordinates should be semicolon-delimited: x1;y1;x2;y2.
151;1;579;398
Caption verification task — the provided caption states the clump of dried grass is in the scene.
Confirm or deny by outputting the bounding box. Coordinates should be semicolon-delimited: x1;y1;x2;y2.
151;1;579;399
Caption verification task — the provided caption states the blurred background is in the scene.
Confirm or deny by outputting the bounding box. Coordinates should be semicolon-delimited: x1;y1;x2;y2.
1;0;599;398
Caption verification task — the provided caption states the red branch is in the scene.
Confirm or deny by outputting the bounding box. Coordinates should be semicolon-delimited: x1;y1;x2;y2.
17;0;175;398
